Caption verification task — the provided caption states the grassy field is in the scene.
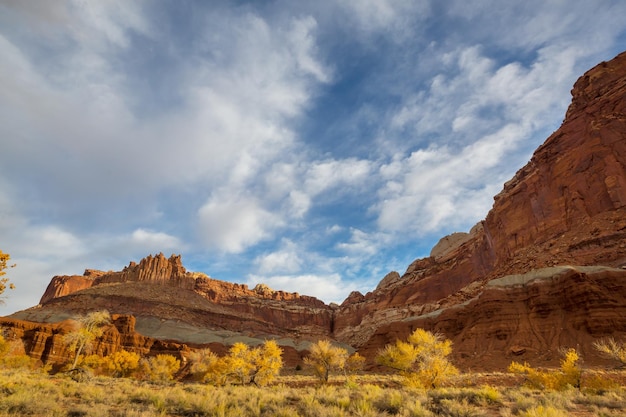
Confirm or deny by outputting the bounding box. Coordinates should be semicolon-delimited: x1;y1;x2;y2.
0;368;625;417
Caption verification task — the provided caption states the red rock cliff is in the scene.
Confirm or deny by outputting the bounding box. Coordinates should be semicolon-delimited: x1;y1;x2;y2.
40;253;198;304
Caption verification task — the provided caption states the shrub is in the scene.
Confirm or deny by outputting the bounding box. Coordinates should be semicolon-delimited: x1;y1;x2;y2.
190;348;222;382
377;328;458;388
476;385;502;404
225;342;256;385
78;354;107;375
190;348;229;385
0;334;10;358
0;249;15;297
344;352;366;376
1;353;36;370
508;348;582;390
594;338;626;367
374;390;404;414
559;348;582;389
104;349;141;377
249;339;283;386
583;372;621;394
0;337;36;369
141;354;180;383
437;398;485;417
225;340;283;385
303;340;348;384
519;405;568;417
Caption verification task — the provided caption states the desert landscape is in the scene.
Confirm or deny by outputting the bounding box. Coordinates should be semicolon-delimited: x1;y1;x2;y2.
3;1;626;416
0;48;626;416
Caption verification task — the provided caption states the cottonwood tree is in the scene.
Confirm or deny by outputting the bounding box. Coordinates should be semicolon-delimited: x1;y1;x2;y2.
226;342;256;385
249;339;283;386
304;339;349;384
377;328;458;388
225;340;283;386
0;250;15;298
63;310;111;369
189;348;228;385
190;340;283;386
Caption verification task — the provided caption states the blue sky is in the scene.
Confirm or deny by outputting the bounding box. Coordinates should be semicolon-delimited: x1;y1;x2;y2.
1;0;626;314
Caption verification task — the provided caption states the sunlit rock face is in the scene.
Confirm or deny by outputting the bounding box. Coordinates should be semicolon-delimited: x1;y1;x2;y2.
6;51;626;370
358;266;626;370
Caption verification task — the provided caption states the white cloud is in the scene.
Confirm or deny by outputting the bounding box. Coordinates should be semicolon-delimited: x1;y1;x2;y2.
288;16;331;83
246;273;352;304
376;123;525;233
447;0;626;55
287;190;311;219
304;158;373;196
0;3;332;206
376;42;588;234
198;195;282;254
336;228;380;256
128;229;182;252
254;240;302;275
339;0;431;39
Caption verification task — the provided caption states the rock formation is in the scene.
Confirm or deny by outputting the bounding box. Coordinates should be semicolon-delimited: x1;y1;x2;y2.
359;266;626;370
39;253;197;304
0;314;191;369
8;253;334;367
4;51;626;370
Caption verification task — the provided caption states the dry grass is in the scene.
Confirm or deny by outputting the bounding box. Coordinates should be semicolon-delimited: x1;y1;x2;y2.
0;368;624;416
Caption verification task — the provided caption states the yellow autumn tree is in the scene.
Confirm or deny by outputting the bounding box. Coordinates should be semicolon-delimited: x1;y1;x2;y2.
189;348;229;385
249;340;283;386
222;340;283;386
376;328;458;388
225;342;256;385
344;351;366;376
304;339;349;384
141;354;181;383
0;250;15;299
104;350;141;377
63;310;111;369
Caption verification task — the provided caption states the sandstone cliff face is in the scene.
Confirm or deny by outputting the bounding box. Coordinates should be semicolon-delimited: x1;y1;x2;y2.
0;314;190;369
39;253;197;304
359;266;626;370
30;253;334;348
485;53;626;269
5;52;626;371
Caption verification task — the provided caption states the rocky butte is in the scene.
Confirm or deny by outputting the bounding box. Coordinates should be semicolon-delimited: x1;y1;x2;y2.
3;51;626;371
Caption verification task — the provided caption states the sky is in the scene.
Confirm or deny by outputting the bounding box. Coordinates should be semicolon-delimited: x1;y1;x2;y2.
1;0;626;315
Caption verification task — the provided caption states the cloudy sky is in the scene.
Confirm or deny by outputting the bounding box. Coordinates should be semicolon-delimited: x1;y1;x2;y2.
1;0;626;314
